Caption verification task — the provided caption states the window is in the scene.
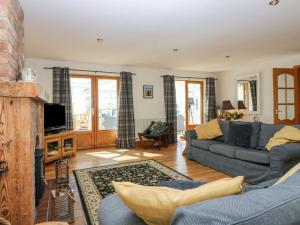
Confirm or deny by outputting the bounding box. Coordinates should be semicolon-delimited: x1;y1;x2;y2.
70;77;92;131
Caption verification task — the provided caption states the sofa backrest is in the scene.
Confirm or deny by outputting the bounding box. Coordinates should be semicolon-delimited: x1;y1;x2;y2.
258;124;300;150
172;171;300;225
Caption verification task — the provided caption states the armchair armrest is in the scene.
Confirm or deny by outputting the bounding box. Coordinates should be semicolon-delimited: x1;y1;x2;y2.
270;143;300;162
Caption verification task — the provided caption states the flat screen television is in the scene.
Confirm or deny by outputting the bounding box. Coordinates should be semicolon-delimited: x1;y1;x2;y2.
44;103;66;134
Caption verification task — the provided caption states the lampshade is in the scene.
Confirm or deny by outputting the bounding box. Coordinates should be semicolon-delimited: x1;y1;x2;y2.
238;101;247;110
222;100;235;110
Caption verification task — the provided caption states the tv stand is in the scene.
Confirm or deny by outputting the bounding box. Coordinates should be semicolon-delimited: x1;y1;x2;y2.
44;131;77;163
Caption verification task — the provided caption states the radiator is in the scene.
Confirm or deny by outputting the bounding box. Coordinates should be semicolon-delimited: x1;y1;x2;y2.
135;118;165;137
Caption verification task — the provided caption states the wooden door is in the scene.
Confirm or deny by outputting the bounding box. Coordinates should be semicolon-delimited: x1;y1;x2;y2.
185;81;204;130
95;77;119;147
273;68;299;124
70;75;119;149
70;75;95;149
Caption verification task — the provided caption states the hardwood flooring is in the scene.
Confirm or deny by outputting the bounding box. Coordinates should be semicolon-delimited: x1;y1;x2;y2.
36;140;229;225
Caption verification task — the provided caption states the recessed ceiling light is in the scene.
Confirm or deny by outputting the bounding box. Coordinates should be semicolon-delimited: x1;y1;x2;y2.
97;38;104;43
173;48;178;52
269;0;279;6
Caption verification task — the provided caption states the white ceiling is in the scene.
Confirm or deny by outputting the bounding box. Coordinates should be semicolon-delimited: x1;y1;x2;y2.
20;0;300;72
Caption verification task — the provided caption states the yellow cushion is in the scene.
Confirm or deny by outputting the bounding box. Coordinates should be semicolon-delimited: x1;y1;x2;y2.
266;126;300;151
273;162;300;186
112;176;244;225
194;119;223;140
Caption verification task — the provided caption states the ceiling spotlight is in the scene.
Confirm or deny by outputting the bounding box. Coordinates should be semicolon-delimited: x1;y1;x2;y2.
97;38;104;43
173;48;178;52
269;0;279;6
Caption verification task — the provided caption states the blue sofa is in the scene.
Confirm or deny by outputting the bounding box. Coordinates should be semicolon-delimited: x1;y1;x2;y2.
185;121;300;184
99;172;300;225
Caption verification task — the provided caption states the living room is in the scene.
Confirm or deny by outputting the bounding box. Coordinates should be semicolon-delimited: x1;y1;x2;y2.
1;0;300;225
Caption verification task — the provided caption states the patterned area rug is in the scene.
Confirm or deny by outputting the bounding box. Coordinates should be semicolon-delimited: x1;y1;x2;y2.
73;159;191;225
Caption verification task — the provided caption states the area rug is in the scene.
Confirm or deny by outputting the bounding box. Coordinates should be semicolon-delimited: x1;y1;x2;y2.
73;159;191;225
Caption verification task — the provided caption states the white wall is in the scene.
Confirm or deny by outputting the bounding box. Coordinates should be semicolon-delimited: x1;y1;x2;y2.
217;53;300;123
26;58;217;120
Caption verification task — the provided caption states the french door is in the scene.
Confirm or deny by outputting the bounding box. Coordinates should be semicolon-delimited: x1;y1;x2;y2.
273;68;299;125
176;80;204;132
70;75;119;149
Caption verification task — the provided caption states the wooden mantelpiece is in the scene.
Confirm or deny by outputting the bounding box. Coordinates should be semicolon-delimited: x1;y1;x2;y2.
0;81;45;225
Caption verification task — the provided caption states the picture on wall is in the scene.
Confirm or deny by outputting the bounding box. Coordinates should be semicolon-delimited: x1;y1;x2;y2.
143;85;153;99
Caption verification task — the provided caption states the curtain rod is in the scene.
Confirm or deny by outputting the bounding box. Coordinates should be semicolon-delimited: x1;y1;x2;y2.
43;67;136;75
160;75;217;80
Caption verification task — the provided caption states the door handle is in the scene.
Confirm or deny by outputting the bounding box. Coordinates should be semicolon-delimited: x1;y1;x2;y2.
0;160;8;175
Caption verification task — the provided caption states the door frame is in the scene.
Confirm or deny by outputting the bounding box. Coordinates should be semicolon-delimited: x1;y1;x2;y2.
184;80;204;130
70;74;120;149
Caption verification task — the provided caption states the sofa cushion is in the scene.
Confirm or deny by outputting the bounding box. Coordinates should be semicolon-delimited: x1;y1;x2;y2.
215;120;230;142
209;144;241;158
226;122;252;148
230;121;262;148
172;171;300;225
191;139;221;151
235;149;270;165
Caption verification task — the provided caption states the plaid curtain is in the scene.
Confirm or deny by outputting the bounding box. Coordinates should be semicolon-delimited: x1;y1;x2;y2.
249;80;257;111
53;67;73;130
163;75;177;144
117;72;136;148
205;77;217;122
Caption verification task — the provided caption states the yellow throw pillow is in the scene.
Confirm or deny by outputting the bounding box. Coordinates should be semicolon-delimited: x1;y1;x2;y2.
273;162;300;186
266;126;300;151
112;176;244;225
194;119;223;140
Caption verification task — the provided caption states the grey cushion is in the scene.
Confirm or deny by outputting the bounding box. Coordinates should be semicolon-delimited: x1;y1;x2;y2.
215;120;230;142
226;122;252;148
231;121;262;149
191;139;221;151
235;148;270;165
209;144;240;158
257;124;300;150
172;171;300;225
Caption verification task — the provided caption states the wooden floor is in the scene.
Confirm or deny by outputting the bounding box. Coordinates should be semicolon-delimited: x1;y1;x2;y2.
36;140;229;225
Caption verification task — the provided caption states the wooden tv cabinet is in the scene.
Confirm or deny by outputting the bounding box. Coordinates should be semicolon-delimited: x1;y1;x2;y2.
44;131;77;163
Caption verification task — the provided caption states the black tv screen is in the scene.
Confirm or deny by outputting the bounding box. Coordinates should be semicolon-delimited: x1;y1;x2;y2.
44;103;66;132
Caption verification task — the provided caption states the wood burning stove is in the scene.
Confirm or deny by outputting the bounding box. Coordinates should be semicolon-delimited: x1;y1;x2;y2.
35;149;45;206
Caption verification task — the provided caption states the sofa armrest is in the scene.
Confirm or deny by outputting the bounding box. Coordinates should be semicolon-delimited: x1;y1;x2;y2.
270;143;300;162
183;130;197;156
185;130;197;141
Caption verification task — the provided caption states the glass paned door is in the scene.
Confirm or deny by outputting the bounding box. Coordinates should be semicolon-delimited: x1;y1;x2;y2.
273;68;299;125
70;76;94;149
187;82;203;129
98;79;118;130
70;75;120;149
96;77;119;147
175;80;204;134
70;77;92;131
